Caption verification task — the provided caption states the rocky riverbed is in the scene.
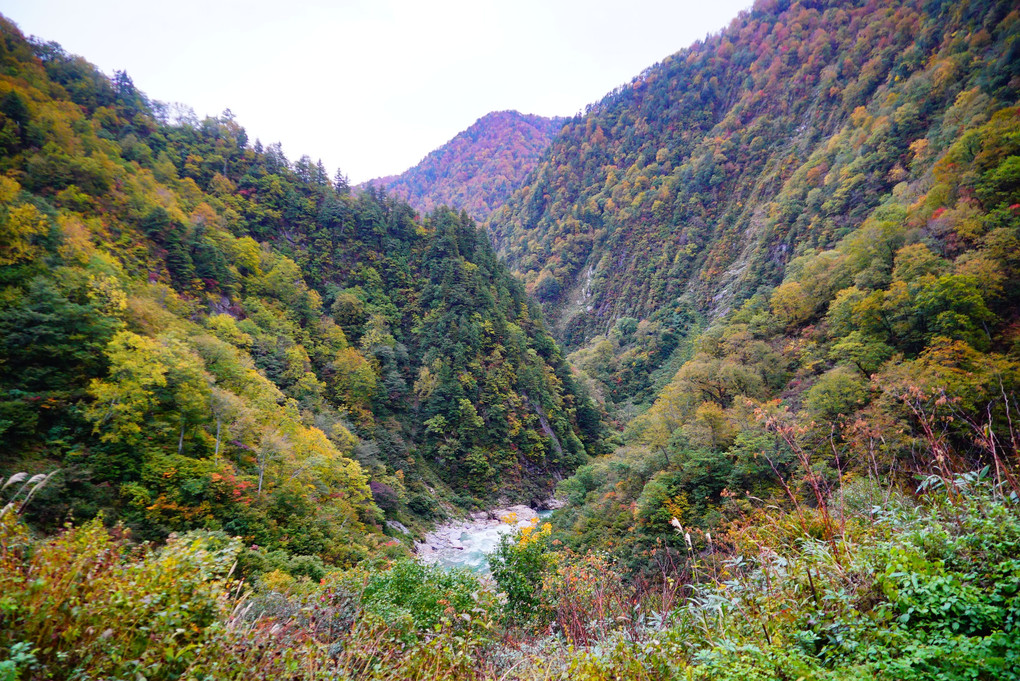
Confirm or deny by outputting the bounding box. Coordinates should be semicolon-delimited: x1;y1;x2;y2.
415;504;553;572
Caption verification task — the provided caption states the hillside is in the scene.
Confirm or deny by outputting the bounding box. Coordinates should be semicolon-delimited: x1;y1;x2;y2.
522;2;1020;675
362;110;565;221
0;17;605;563
489;0;1020;352
2;3;1020;680
520;0;1020;646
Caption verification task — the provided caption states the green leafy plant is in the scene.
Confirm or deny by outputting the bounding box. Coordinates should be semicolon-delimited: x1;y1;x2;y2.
490;521;554;626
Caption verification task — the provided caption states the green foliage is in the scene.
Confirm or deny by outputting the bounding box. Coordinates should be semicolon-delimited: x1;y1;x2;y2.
0;15;602;557
0;510;240;680
828;330;894;376
359;559;490;638
803;367;869;422
489;521;553;625
0;504;497;681
681;487;1020;681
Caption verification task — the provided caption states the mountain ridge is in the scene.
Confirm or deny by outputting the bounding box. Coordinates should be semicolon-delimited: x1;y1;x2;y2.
0;17;605;559
489;0;1020;352
359;110;565;221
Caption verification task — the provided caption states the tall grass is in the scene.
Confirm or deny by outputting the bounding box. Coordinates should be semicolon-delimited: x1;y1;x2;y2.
2;464;1017;680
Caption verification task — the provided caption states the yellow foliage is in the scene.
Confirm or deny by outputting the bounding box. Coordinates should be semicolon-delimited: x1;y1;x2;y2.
0;203;48;265
205;313;253;347
87;273;128;315
518;520;552;547
259;569;295;593
770;280;814;327
0;175;19;202
56;214;95;263
663;492;690;523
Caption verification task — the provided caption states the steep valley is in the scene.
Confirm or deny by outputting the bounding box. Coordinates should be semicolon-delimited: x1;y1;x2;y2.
2;0;1020;678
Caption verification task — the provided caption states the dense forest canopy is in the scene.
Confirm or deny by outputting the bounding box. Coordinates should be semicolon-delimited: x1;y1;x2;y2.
0;14;605;565
490;0;1020;377
495;0;1020;578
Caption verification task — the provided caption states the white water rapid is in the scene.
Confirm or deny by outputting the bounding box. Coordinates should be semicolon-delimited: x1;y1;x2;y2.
415;505;554;573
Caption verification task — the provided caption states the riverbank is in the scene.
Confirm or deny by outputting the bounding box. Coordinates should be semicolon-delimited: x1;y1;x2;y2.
415;504;548;572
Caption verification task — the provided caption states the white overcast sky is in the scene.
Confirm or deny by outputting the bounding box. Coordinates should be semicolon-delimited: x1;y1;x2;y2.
3;0;750;183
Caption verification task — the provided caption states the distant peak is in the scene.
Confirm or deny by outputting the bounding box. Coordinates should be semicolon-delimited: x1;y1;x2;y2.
355;110;565;221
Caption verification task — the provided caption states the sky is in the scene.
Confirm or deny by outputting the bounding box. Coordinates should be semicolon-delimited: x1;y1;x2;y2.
3;0;751;183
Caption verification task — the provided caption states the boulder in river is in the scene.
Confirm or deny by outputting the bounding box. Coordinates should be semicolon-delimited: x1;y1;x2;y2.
415;504;548;572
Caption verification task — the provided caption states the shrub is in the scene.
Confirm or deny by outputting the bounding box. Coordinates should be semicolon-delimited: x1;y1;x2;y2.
542;551;632;645
489;521;553;626
0;513;240;680
358;559;492;638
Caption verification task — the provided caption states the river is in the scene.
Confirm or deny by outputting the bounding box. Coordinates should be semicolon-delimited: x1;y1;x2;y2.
415;504;554;573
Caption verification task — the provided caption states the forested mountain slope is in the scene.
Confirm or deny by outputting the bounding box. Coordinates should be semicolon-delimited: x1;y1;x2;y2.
489;0;1020;355
363;111;565;221
2;4;1020;679
532;0;1020;582
554;97;1020;560
494;9;1020;677
0;17;604;564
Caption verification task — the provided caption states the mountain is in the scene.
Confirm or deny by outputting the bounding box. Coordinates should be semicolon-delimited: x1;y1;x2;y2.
509;0;1020;573
0;17;605;562
3;4;1020;680
489;0;1020;351
361;110;565;221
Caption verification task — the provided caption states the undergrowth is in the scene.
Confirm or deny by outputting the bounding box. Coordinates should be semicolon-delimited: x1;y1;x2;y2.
1;470;1017;679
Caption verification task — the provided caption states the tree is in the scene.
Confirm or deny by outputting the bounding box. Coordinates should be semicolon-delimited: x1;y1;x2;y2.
771;281;814;328
829;331;894;376
804;367;868;422
0;202;48;266
86;331;169;451
0;277;120;393
331;347;377;419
